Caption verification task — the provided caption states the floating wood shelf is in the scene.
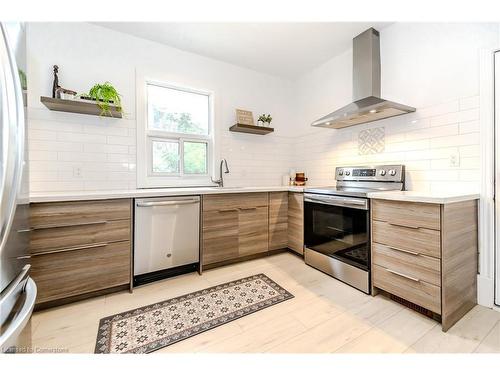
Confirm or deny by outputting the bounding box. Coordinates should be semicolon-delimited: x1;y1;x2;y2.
229;123;274;135
40;96;122;118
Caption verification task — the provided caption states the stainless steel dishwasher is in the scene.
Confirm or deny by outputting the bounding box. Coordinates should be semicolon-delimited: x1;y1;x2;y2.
134;196;200;286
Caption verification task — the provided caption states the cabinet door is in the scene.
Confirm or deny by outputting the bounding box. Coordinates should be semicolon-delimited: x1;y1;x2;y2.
202;209;239;265
238;207;269;256
269;192;288;250
288;192;304;254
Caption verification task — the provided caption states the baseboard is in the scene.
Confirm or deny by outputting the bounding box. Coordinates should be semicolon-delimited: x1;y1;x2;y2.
477;274;495;308
203;248;288;270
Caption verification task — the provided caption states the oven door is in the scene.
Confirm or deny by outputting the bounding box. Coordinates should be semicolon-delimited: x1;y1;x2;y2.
304;193;370;271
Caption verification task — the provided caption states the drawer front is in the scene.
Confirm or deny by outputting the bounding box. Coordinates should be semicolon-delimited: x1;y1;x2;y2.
203;193;268;212
373;264;441;314
31;199;131;228
31;241;131;304
372;199;440;231
202;210;239;265
372;220;441;258
372;242;441;286
30;219;130;254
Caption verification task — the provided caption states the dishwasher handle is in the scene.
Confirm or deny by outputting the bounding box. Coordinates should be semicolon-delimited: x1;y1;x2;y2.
136;199;200;207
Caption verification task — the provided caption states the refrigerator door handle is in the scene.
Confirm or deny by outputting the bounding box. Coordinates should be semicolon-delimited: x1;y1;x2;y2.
0;277;36;352
0;264;30;306
0;24;24;256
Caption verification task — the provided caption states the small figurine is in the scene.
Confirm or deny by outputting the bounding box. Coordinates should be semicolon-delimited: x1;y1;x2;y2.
52;65;77;99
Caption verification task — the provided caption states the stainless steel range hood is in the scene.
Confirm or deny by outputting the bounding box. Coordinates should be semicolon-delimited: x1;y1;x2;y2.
311;28;415;129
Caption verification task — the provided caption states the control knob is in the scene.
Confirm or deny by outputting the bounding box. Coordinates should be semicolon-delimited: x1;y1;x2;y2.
345;170;351;176
389;169;396;176
338;169;343;176
379;170;386;176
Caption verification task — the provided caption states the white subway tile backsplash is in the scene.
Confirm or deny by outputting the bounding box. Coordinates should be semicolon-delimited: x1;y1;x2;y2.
107;135;135;146
28;95;482;193
28;150;58;161
459;120;479;134
459;108;480;123
57;132;107;144
459;95;480;110
429;132;480;148
83;143;129;154
429;112;460;127
28;129;58;141
293;96;481;192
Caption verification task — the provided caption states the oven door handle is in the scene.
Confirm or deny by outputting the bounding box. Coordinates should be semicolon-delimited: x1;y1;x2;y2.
304;195;368;210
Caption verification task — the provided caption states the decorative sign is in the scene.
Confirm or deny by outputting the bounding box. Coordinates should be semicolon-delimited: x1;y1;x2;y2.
236;109;255;126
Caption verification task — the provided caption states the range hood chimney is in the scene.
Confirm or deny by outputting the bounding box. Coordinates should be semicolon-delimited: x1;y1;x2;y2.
311;28;415;129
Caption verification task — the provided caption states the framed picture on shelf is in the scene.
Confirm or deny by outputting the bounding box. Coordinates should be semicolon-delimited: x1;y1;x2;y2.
235;109;255;126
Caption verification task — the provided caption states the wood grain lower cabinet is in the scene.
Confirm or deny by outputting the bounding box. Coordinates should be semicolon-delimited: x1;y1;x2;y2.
288;192;304;255
371;199;478;331
31;241;131;304
202;193;269;266
29;199;132;307
269;192;288;250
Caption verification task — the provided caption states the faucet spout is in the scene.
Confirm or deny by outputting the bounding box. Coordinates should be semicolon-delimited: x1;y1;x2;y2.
211;159;230;187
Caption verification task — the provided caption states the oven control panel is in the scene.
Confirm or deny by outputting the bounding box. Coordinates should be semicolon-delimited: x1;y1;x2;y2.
335;165;404;182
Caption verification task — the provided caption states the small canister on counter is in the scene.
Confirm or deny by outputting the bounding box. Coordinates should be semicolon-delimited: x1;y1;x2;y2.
294;172;308;186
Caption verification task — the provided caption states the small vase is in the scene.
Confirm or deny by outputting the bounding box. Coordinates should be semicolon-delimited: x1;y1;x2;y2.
258;120;264;127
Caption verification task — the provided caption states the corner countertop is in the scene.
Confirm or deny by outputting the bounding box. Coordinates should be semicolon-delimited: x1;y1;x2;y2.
366;190;480;204
29;186;307;203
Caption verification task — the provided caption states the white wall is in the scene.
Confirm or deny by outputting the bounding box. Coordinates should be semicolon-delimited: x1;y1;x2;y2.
27;22;296;192
291;23;499;192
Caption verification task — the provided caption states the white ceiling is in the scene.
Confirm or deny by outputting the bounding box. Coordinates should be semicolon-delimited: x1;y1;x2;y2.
94;22;391;79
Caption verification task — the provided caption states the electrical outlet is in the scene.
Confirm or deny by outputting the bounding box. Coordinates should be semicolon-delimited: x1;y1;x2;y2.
73;167;83;178
449;150;460;167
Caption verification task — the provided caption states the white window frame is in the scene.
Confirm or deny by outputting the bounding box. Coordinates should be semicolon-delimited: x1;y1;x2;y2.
137;74;215;188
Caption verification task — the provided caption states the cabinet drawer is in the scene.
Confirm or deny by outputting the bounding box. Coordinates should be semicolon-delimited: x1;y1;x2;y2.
30;199;131;228
372;220;441;258
372;199;440;231
30;219;130;254
203;193;268;212
373;264;441;314
372;242;441;286
30;241;131;304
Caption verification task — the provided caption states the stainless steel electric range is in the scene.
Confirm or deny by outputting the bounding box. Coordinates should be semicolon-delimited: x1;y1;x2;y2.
303;165;405;294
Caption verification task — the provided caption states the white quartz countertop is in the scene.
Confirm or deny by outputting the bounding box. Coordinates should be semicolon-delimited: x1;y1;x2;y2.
29;186;307;203
366;190;480;204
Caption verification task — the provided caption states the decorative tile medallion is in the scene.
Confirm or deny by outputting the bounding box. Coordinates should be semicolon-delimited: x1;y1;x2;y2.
95;274;293;353
358;127;385;155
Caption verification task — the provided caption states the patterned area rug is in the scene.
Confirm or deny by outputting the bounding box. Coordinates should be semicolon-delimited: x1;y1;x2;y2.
95;274;293;353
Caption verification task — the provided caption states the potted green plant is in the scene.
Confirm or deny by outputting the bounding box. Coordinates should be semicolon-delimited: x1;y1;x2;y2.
258;114;272;127
81;82;123;117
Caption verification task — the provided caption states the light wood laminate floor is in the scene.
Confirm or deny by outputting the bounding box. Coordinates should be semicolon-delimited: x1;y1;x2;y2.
31;252;500;353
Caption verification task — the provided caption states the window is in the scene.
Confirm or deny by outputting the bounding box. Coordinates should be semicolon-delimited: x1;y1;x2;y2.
137;80;214;187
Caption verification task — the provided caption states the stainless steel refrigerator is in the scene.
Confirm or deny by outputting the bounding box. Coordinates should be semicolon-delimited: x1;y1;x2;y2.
0;22;37;353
